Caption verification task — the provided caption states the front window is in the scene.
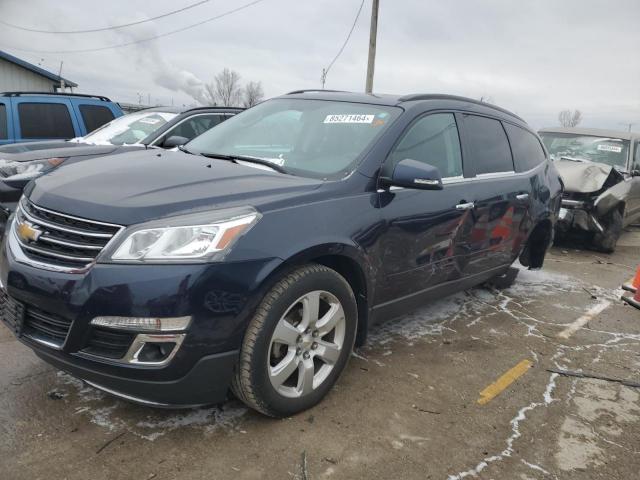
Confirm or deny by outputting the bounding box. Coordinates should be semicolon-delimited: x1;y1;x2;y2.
186;99;401;179
540;133;630;170
80;111;178;146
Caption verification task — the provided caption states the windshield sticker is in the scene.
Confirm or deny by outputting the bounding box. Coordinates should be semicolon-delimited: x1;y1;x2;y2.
138;118;161;125
597;144;622;153
324;114;375;124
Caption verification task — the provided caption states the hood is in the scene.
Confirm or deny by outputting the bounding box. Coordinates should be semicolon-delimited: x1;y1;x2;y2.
0;140;68;154
554;158;617;193
26;149;323;225
0;142;122;163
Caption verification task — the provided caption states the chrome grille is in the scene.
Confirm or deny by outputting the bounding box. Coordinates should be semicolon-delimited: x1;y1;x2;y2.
14;198;123;270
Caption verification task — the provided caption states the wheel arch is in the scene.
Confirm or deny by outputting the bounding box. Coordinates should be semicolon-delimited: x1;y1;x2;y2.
259;243;373;347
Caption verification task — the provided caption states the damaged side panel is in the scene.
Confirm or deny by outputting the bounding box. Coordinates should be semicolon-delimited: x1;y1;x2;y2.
595;177;629;218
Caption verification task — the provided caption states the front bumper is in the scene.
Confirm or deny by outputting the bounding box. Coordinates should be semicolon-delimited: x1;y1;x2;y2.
34;345;239;407
557;200;603;233
0;229;282;406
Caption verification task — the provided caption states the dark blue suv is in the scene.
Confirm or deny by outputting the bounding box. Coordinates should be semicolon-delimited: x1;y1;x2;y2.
0;91;562;417
0;92;123;145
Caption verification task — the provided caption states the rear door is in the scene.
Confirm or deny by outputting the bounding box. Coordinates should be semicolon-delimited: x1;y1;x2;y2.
374;112;478;308
73;100;118;135
12;97;80;141
0;98;12;145
457;114;532;274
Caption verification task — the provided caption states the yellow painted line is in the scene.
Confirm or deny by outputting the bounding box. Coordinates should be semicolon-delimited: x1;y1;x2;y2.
477;359;533;405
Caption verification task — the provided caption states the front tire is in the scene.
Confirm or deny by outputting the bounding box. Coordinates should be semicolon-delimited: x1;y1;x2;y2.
231;264;357;417
592;209;623;253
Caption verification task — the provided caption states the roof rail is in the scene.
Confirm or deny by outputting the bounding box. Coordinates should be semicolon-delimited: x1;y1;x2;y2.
0;91;111;102
286;89;348;95
398;94;524;122
183;106;245;112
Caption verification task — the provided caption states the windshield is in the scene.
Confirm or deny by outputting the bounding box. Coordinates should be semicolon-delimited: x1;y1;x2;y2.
79;111;178;146
186;98;401;179
540;133;630;169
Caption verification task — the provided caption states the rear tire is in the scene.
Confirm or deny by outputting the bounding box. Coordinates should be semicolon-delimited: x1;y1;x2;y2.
592;209;623;253
231;264;357;417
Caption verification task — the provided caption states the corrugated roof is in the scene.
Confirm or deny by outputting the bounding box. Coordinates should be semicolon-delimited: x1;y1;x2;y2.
0;50;78;88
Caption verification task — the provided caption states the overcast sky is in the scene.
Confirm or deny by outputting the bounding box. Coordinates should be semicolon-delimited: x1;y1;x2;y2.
1;0;638;130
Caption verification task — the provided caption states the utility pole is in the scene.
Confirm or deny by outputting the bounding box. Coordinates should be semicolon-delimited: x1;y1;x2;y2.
365;0;379;94
58;61;65;92
619;122;636;132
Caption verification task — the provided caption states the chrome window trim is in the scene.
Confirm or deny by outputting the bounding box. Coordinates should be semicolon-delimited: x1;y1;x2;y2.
475;171;515;178
376;159;547;192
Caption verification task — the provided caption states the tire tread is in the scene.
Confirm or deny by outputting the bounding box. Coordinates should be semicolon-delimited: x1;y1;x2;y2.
231;264;352;417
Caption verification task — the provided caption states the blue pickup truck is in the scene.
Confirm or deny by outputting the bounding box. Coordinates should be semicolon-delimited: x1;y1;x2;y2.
0;92;123;145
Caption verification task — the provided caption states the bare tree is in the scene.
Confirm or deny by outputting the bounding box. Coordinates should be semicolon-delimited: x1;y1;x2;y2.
242;81;264;108
208;68;242;107
558;109;583;128
202;83;217;106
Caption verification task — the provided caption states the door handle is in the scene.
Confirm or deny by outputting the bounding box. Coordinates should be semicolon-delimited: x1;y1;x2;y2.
456;202;475;211
516;193;529;201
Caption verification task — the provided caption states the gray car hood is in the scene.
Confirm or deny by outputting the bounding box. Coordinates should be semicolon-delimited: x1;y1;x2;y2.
554;159;614;193
0;142;121;163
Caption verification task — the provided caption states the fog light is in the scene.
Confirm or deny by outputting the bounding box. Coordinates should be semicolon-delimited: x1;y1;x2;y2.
91;316;191;332
125;333;186;366
137;342;176;363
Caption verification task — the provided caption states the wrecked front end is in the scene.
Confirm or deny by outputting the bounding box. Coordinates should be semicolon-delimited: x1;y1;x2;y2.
556;159;625;235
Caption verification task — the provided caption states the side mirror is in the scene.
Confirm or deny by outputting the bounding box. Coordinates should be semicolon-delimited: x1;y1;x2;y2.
162;135;190;149
381;158;443;190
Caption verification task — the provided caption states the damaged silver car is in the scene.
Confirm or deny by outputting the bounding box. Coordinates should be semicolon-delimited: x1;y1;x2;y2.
539;127;640;252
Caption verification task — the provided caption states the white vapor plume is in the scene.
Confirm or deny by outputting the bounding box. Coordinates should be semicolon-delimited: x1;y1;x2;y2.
113;18;209;105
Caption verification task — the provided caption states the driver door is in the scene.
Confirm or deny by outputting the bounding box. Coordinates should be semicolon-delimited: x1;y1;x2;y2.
373;112;477;316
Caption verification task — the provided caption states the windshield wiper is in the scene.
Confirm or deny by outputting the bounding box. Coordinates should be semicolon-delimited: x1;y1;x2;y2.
559;155;590;163
198;152;289;174
178;144;194;154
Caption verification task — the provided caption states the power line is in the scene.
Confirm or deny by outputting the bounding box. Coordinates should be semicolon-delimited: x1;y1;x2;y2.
0;0;211;34
321;0;366;88
1;0;266;54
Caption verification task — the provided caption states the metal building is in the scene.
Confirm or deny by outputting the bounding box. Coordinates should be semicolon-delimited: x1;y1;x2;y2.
0;50;77;92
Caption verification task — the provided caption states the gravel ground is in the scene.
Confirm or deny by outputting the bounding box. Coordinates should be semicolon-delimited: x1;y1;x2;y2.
2;228;640;480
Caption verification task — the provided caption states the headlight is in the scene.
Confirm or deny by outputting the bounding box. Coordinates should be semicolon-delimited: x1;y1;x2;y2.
102;206;260;263
0;157;66;181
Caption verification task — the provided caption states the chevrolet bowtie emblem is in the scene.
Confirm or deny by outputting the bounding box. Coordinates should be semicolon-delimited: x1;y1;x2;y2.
17;221;42;243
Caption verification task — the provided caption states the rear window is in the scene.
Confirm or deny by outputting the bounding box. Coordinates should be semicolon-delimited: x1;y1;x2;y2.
463;115;514;175
79;105;115;133
18;103;75;139
0;104;7;140
504;123;546;172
